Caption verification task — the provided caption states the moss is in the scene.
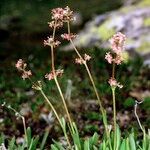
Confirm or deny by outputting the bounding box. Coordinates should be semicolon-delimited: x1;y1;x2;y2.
138;0;150;6
97;20;115;41
121;51;129;63
120;6;136;13
79;36;88;46
136;42;150;54
144;18;150;27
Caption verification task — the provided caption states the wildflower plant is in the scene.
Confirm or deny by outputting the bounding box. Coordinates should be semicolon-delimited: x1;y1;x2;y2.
3;6;149;150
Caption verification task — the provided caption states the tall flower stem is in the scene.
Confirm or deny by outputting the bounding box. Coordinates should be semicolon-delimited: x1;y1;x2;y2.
50;20;74;133
112;62;115;79
111;61;117;150
27;78;71;148
111;87;116;150
67;22;104;113
7;106;28;145
67;21;109;138
134;100;146;149
40;89;71;148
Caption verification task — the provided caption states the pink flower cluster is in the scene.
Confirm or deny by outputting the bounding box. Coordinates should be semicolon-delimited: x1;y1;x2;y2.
109;32;126;54
49;6;74;28
16;59;32;80
75;54;91;65
61;33;77;41
44;36;61;48
105;32;126;89
51;6;74;22
105;52;123;65
45;69;64;80
44;6;75;47
108;78;123;89
105;32;126;65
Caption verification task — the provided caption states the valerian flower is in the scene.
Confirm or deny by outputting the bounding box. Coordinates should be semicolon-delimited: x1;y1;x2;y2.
45;72;54;80
108;78;123;89
75;54;91;65
63;6;74;22
56;69;64;77
84;54;91;61
109;32;126;54
16;59;32;80
22;70;32;80
61;33;77;41
75;58;85;65
105;52;113;64
48;20;63;28
114;54;123;65
44;36;61;48
51;6;74;22
45;69;64;81
15;59;27;70
51;8;65;20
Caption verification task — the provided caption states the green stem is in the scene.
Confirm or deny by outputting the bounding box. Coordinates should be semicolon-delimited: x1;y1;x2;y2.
134;100;146;149
7;106;28;145
50;21;74;133
112;62;115;79
22;117;28;145
67;21;108;134
112;87;116;150
40;89;71;148
54;76;74;133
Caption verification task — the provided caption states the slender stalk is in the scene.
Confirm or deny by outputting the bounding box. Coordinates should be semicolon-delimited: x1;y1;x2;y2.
22;116;27;144
84;63;103;111
134;100;144;132
67;22;107;128
54;76;74;133
134;100;146;149
7;106;28;145
40;89;71;148
28;76;71;147
112;62;115;79
50;20;74;133
112;88;116;150
67;21;104;112
67;21;113;149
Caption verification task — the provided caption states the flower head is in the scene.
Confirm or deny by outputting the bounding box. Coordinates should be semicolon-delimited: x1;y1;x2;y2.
114;54;123;65
105;52;113;64
45;72;54;80
16;59;32;80
108;78;123;88
109;32;126;54
22;70;32;80
61;33;77;41
56;69;64;77
48;21;63;28
75;58;85;65
63;6;74;22
51;6;74;22
51;8;65;20
44;36;61;47
45;69;64;81
15;59;27;70
84;54;91;61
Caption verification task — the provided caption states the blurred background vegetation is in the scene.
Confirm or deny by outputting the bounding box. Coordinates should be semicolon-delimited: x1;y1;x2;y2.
0;0;149;145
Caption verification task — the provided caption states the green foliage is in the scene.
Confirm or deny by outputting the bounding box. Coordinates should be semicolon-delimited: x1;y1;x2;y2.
141;97;150;111
0;127;49;150
51;127;149;150
123;97;135;108
84;124;99;133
